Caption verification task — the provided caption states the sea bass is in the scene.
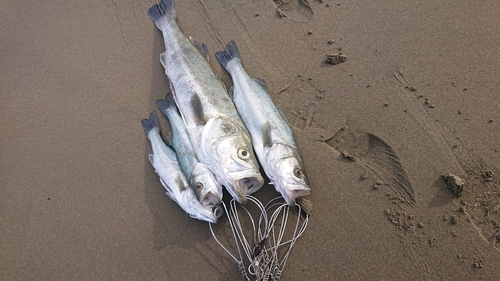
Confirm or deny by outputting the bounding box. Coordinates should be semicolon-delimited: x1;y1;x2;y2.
156;93;223;207
148;0;264;203
215;41;311;206
141;112;222;223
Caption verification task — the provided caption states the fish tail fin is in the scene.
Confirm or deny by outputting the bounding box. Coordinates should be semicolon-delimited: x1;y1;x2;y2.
156;93;178;145
155;92;177;114
141;112;160;137
215;40;241;71
148;0;176;29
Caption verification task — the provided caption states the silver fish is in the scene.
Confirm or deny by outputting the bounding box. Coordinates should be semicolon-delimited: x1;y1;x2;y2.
215;41;311;206
156;93;223;207
141;112;222;223
148;0;264;203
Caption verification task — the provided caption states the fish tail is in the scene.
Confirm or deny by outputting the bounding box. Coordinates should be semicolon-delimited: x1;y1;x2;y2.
215;40;241;71
141;112;160;137
148;0;176;29
155;92;176;114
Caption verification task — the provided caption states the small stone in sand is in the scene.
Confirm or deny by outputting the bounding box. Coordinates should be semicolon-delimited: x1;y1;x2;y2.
450;215;458;225
442;173;465;197
473;262;484;269
483;170;494;181
373;180;383;190
325;53;346;65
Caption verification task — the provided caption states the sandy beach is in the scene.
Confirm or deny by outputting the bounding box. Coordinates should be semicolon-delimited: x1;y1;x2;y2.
1;0;499;280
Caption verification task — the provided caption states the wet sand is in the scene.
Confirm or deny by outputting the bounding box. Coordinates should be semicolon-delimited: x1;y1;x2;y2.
1;0;499;280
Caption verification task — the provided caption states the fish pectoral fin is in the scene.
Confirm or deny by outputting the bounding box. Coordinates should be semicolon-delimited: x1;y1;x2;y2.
262;121;273;148
191;92;206;126
174;175;188;192
276;105;291;127
189;36;209;61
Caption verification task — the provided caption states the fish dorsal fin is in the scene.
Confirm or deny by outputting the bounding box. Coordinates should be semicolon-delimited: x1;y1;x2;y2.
165;131;173;147
191;93;206;126
148;154;155;166
159;177;174;200
228;86;235;100
160;52;167;69
253;78;268;91
159;177;171;193
189;36;209;61
276;105;291;127
262;122;273;148
215;74;229;96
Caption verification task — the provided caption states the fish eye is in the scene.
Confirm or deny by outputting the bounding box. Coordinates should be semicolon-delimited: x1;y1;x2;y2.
238;148;250;160
293;167;303;178
195;182;203;189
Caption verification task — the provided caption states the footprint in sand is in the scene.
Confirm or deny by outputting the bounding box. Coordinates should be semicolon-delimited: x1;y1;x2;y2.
274;79;324;131
273;0;314;22
320;126;416;205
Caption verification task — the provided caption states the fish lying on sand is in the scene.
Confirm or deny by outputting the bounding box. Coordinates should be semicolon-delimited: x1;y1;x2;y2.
148;0;264;203
142;112;222;223
156;93;223;207
215;40;311;206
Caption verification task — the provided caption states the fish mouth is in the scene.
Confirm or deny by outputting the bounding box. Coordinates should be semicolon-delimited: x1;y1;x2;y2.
239;177;263;195
225;170;264;203
201;191;222;206
282;186;311;206
212;204;224;219
198;205;222;223
190;208;218;224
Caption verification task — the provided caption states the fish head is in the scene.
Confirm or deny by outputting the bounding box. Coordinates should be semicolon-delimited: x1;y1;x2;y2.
190;162;223;206
202;117;264;203
267;144;311;206
180;188;223;223
217;136;264;203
